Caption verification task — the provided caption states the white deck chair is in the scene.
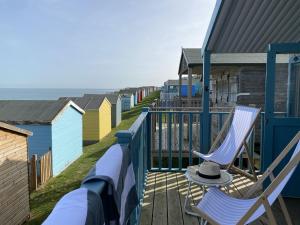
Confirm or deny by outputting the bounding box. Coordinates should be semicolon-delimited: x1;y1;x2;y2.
193;105;261;181
192;131;300;225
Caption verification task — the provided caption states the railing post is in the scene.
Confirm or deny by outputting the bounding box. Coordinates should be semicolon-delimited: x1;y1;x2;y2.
143;107;152;171
115;130;133;145
202;50;211;154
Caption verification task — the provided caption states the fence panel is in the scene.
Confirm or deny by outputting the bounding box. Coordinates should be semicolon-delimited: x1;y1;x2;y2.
29;150;52;192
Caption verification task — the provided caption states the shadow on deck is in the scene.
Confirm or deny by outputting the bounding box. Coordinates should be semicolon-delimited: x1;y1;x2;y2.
140;172;300;225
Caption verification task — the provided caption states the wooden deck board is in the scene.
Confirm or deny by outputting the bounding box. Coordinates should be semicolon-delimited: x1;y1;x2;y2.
140;172;300;225
140;172;156;225
176;173;200;225
167;173;184;225
152;172;167;225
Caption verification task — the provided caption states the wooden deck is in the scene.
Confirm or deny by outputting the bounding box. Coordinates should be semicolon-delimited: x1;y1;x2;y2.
140;172;300;225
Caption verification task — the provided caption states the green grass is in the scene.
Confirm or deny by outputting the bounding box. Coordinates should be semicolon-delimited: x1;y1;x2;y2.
28;91;159;225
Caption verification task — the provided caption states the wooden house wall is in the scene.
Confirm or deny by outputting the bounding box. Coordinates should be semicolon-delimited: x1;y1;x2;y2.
83;110;99;142
121;95;132;111
115;98;122;126
17;124;52;157
51;106;83;176
110;98;122;128
210;64;288;110
0;129;30;225
99;99;111;140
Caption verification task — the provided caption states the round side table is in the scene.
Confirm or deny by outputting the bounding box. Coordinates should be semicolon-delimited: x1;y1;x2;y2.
184;165;233;217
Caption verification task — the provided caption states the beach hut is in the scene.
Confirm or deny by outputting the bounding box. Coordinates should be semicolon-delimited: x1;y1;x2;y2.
0;122;32;225
178;48;289;109
124;88;138;105
85;94;121;128
120;93;134;111
59;96;111;144
0;100;84;176
120;89;137;107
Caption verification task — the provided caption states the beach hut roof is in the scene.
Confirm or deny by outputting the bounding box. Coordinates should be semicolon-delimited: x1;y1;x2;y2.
0;121;32;136
59;96;107;110
119;89;136;95
0;100;84;125
202;0;300;53
178;47;290;74
84;94;120;105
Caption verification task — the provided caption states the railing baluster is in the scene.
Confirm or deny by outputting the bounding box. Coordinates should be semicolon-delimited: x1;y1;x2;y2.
189;113;193;165
260;113;265;171
179;112;183;170
199;112;202;164
168;112;172;170
158;112;162;170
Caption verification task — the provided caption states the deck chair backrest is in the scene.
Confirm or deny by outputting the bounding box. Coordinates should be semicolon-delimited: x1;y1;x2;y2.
217;106;260;159
267;140;300;204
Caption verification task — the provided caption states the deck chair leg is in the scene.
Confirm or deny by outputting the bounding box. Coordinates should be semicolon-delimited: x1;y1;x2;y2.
269;173;293;225
244;142;258;181
277;195;293;225
262;196;278;225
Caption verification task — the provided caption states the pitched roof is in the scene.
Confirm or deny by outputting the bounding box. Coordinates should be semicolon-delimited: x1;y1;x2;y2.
84;94;120;105
59;96;106;110
0;121;32;136
0;100;84;125
182;48;203;65
119;89;136;95
203;0;300;53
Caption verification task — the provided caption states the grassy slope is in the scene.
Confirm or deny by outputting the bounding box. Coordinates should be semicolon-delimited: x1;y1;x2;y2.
28;91;159;225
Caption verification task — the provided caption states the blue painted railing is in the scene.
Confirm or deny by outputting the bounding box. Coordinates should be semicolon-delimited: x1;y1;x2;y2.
80;107;281;225
115;107;151;225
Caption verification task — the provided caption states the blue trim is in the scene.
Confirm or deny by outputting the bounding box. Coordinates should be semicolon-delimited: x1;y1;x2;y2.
201;0;223;53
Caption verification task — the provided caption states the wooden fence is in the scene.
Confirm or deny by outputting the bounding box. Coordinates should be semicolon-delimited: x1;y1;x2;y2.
29;150;52;192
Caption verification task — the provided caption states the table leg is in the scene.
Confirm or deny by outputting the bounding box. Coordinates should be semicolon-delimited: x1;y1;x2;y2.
184;181;199;216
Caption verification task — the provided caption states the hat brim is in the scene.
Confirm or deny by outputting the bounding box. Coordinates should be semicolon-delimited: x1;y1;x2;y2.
186;166;232;186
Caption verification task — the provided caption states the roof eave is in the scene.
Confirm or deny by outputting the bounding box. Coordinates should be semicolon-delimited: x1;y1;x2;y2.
201;0;223;54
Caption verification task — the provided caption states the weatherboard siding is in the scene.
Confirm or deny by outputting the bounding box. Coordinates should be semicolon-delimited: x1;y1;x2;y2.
0;129;30;225
17;124;52;157
83;110;99;142
116;98;121;126
99;99;111;140
51;106;82;176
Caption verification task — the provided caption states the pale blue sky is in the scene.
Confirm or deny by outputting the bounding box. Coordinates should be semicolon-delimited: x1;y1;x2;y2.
0;0;215;89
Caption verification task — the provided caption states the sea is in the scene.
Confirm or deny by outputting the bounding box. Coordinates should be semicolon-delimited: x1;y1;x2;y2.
0;88;117;100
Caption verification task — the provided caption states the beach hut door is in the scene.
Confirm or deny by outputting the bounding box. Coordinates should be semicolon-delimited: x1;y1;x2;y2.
263;44;300;197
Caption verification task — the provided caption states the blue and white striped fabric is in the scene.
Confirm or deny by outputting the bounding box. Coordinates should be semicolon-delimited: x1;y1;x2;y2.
42;188;104;225
197;106;260;165
82;144;138;225
197;140;300;225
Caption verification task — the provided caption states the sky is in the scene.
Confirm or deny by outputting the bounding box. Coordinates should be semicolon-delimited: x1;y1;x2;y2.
0;0;216;89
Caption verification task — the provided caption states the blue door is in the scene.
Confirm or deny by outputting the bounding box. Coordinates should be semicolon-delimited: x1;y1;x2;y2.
263;44;300;197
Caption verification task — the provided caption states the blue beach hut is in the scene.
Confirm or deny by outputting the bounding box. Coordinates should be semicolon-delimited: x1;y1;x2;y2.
0;100;84;176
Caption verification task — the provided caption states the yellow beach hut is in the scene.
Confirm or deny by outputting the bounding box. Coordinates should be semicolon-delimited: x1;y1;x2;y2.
60;96;111;144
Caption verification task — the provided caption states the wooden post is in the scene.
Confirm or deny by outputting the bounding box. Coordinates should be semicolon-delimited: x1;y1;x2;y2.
30;154;37;191
188;67;193;107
